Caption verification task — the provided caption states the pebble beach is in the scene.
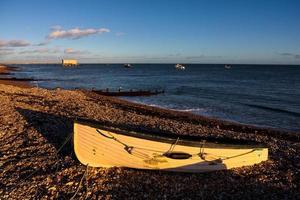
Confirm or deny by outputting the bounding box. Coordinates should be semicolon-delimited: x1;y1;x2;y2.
0;65;299;199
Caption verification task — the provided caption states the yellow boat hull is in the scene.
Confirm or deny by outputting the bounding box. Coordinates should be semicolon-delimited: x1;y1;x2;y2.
74;121;268;172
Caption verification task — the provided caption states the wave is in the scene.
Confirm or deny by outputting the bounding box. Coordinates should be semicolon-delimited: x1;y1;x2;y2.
146;104;208;113
173;108;208;113
244;103;300;117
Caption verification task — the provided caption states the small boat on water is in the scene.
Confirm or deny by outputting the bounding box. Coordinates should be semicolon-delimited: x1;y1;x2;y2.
124;64;132;68
74;120;268;173
175;64;186;70
225;64;231;69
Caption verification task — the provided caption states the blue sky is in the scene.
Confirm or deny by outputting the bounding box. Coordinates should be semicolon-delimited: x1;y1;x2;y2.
0;0;300;64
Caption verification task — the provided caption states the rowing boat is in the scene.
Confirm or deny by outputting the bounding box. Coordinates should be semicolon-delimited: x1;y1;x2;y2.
73;120;268;172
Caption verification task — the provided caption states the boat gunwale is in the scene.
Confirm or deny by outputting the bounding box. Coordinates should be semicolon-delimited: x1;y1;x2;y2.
74;118;268;149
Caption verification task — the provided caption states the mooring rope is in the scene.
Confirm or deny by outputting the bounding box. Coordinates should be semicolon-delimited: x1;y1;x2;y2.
57;132;73;153
70;164;89;200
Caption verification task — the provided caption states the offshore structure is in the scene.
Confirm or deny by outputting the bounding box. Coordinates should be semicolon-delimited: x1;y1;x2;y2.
62;59;78;67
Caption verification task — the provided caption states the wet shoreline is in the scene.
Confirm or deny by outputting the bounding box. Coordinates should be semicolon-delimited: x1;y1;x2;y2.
0;64;33;88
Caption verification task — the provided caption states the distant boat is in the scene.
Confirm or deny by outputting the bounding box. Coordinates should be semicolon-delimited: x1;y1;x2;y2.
62;59;78;67
225;64;231;69
124;64;132;68
175;64;185;70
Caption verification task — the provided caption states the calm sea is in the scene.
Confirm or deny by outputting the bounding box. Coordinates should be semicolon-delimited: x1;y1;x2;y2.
11;64;300;132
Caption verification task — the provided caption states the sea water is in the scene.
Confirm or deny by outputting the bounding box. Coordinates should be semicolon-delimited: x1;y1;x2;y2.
12;64;300;132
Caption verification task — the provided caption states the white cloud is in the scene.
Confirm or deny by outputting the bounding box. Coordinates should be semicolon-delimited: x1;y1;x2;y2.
0;39;30;47
47;27;110;39
64;48;90;54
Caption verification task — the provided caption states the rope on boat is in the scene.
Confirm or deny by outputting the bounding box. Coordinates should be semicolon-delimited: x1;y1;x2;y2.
164;137;180;154
97;129;196;160
96;129;132;151
97;128;179;158
96;129;150;159
198;140;206;159
97;129;207;160
95;128;261;163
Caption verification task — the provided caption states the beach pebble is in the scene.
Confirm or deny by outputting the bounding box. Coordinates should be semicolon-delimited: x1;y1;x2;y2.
0;84;299;199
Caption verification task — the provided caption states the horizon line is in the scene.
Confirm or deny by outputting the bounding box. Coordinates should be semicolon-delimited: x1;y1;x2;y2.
1;62;300;66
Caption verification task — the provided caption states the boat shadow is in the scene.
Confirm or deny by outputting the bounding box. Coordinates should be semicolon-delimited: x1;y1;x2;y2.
16;108;75;157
